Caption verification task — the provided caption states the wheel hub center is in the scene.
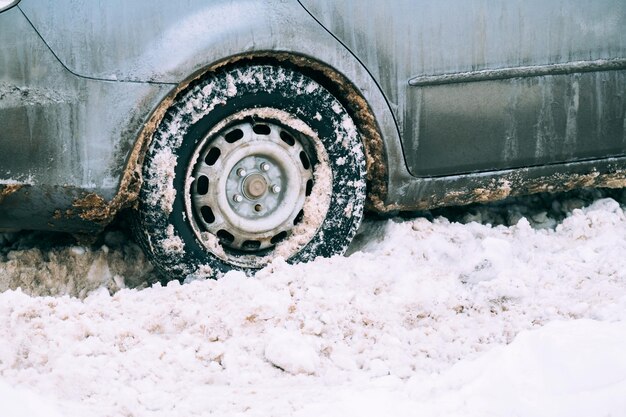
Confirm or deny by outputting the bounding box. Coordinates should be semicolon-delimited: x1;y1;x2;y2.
243;174;267;199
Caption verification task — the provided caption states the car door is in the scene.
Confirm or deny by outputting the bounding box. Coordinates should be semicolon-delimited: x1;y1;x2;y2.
299;0;626;177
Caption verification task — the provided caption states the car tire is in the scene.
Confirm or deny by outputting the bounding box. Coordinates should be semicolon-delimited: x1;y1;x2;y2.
132;65;366;280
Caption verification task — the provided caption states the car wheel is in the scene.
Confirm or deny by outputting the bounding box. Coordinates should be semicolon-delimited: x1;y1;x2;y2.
132;65;366;279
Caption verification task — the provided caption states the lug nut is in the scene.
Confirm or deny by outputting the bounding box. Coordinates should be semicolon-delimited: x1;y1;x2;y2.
233;194;243;203
237;168;247;177
271;184;281;193
260;162;270;172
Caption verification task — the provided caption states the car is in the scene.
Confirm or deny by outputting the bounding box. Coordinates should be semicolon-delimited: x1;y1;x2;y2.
1;0;625;278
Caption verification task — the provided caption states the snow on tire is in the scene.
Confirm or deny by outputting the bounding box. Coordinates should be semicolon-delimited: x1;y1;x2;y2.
132;65;367;279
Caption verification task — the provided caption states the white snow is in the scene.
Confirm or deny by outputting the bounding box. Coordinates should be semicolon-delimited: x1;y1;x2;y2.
145;146;178;214
0;379;64;417
264;329;320;375
1;190;625;417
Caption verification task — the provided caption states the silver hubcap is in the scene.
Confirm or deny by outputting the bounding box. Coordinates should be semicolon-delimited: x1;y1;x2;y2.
188;121;314;252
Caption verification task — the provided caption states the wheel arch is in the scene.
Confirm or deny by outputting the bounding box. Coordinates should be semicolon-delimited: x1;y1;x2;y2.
112;52;395;222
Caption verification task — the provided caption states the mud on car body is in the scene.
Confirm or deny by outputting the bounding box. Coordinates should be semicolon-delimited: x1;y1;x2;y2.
1;0;625;278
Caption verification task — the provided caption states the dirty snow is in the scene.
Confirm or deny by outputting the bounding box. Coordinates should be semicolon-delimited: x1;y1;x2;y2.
1;189;626;417
0;225;156;297
161;224;185;254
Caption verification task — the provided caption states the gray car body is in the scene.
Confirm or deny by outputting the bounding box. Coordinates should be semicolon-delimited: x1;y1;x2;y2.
1;0;625;233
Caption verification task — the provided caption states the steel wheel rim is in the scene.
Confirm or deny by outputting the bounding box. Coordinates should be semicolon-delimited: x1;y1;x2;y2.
188;119;314;253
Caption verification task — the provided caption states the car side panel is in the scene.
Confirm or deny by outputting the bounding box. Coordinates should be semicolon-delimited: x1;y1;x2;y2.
410;70;626;176
19;0;250;83
300;0;626;176
0;7;173;193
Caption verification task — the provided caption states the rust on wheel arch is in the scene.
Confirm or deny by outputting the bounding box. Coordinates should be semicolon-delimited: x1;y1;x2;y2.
0;184;23;204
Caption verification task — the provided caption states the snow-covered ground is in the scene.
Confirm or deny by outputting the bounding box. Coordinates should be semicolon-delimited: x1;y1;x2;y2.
1;189;626;417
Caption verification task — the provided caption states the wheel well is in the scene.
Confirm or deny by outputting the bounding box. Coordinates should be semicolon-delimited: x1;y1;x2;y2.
115;52;388;220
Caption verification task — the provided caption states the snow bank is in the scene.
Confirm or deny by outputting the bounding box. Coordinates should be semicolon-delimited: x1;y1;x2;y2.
0;191;625;416
406;319;626;417
293;320;626;417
